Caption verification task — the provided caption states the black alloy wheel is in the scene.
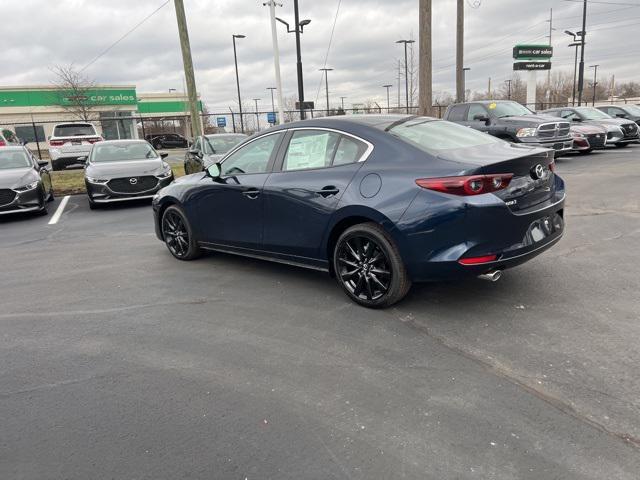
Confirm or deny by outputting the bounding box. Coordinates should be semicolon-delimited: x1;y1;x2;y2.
161;205;201;260
334;223;411;308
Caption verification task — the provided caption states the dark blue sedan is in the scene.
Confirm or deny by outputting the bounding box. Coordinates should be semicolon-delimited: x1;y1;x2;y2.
152;115;565;308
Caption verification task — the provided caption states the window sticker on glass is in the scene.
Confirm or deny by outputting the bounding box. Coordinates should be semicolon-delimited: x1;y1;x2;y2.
488;102;497;110
285;132;334;171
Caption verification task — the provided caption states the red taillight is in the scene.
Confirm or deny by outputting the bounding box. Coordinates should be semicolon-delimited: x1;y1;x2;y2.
416;174;513;196
458;254;498;265
0;140;6;147
88;137;103;144
49;139;64;147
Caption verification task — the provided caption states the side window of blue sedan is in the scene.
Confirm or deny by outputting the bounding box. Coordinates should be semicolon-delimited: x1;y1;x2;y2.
332;136;368;166
221;132;282;175
283;130;340;171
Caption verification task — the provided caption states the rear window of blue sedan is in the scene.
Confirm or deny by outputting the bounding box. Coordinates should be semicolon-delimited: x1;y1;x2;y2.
389;119;499;153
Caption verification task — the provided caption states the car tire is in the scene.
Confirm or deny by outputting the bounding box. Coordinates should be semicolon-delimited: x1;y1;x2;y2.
47;188;55;202
333;222;411;308
161;205;202;260
37;187;48;215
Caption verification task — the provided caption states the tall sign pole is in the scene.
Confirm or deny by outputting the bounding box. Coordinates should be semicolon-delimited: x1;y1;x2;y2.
418;0;432;116
265;1;285;124
456;0;464;103
173;0;201;138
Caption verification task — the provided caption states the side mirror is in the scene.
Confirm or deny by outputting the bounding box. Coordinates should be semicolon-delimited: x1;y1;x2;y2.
37;160;49;168
188;148;202;158
571;117;581;122
22;139;29;146
206;162;221;178
160;152;169;159
473;114;489;123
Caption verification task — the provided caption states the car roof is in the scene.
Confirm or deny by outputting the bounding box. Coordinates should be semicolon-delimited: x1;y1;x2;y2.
94;139;148;145
268;114;436;132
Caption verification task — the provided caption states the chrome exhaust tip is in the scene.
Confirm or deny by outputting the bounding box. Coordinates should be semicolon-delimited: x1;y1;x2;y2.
478;270;502;282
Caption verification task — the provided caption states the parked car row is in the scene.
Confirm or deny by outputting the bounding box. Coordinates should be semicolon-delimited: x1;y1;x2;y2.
442;101;640;155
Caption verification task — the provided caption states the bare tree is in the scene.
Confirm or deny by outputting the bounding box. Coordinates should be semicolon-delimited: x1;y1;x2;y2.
50;64;105;121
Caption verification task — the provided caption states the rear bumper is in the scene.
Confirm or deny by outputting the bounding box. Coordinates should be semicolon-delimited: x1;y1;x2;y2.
49;147;92;161
397;176;566;283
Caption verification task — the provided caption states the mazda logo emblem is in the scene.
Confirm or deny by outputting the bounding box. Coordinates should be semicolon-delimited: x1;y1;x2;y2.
533;164;545;180
129;178;138;185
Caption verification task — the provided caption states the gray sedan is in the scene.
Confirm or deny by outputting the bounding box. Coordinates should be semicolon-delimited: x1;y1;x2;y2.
83;140;174;209
184;133;247;175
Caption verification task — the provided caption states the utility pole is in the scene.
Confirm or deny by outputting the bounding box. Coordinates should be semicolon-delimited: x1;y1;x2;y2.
319;68;333;114
173;0;201;137
340;96;346;111
590;64;599;106
505;79;512;100
462;67;470;102
577;0;588;106
264;1;285;125
232;34;246;133
488;77;491;98
456;0;464;103
546;8;554;106
383;85;392;113
396;39;415;114
610;74;616;100
418;0;432;116
253;98;261;131
267;87;277;113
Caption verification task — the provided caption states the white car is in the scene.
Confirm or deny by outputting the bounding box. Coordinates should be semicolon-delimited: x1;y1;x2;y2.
48;122;103;170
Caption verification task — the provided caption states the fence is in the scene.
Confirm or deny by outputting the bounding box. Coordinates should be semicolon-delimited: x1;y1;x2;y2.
1;99;629;160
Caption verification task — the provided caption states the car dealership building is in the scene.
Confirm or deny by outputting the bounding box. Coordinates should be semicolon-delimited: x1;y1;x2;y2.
0;85;203;143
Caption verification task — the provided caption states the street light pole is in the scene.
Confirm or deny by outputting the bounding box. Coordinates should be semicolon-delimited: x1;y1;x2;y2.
267;87;277;113
383;84;392;113
276;1;310;121
590;64;599;106
340;96;346;111
253;98;261;131
565;30;582;106
232;34;246;133
396;39;415;114
577;0;588;106
319;68;333;114
462;67;470;102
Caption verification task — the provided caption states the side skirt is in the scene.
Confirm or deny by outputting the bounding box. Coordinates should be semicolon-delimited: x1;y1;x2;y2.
198;241;330;273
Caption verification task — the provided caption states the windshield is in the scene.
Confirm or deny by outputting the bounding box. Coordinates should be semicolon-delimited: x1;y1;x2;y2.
389;119;500;154
489;102;534;118
205;135;245;154
576;107;611;120
623;105;640;115
0;150;31;169
92;142;158;163
53;124;96;137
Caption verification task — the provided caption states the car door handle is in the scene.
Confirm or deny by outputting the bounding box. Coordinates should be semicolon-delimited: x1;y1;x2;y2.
316;186;340;197
242;188;260;199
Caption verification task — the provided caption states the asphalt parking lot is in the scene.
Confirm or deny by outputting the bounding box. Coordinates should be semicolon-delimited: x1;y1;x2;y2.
1;146;639;479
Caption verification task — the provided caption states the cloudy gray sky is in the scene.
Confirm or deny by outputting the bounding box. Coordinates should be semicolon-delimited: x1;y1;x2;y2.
2;0;639;112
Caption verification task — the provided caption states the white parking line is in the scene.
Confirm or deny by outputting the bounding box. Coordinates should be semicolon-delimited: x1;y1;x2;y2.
48;195;70;225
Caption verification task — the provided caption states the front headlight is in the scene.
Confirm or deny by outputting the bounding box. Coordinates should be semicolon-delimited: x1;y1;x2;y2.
86;176;108;184
516;127;538;138
13;181;39;192
156;164;173;179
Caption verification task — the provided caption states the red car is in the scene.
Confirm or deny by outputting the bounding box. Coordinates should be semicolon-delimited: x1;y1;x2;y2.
569;124;607;154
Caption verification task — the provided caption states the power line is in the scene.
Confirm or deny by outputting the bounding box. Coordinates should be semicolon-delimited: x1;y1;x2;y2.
80;0;170;72
314;0;342;105
562;0;640;6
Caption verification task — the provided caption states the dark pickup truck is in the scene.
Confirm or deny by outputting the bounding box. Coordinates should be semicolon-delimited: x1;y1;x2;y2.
443;100;573;156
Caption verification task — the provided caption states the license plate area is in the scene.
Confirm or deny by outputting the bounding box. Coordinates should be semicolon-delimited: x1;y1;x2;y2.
523;212;564;246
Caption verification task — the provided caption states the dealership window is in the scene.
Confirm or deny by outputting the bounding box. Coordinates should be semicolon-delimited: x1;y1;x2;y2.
15;125;45;143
